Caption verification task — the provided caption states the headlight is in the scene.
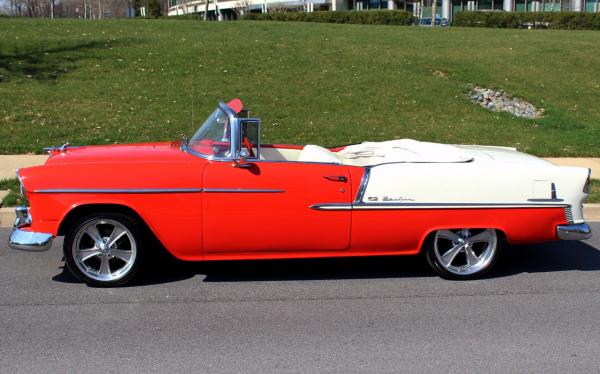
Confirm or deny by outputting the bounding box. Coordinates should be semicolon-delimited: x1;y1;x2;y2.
583;168;591;194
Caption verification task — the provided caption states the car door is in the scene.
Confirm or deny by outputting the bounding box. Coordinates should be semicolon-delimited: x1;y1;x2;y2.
202;160;352;253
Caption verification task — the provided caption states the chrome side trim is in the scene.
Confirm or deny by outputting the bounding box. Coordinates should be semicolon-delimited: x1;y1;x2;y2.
34;188;203;194
557;223;592;240
203;188;285;193
527;198;564;202
9;228;54;251
310;203;353;210
354;167;371;203
352;202;569;209
310;202;569;211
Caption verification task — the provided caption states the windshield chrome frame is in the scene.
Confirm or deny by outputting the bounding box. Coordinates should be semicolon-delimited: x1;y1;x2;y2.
182;102;240;161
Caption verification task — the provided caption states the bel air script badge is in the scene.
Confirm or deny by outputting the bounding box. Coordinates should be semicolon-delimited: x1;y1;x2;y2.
367;196;415;202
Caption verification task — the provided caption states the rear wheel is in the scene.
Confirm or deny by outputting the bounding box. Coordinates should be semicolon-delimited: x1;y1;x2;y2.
63;212;144;287
425;228;501;280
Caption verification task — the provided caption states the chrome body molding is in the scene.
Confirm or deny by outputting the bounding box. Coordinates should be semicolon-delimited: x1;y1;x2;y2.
557;223;592;240
527;198;564;202
311;202;570;211
34;188;203;194
352;203;569;210
33;188;285;194
9;228;54;251
310;203;353;211
203;188;285;193
354;167;371;203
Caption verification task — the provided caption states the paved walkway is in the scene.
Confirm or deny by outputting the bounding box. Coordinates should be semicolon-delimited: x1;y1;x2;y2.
545;158;600;179
0;155;48;180
2;155;598;180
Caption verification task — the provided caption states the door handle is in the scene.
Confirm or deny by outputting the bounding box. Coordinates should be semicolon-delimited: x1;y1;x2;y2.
324;175;347;182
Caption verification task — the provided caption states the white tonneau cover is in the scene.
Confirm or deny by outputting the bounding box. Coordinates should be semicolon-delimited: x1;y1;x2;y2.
337;139;474;166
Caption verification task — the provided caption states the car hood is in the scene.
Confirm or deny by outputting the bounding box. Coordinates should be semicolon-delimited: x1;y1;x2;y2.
44;142;192;165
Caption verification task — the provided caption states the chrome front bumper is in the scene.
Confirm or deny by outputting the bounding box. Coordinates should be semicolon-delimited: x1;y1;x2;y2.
7;206;54;251
557;223;592;241
9;228;54;251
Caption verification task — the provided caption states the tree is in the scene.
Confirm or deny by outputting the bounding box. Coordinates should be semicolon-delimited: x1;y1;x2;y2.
147;0;160;16
233;0;251;17
133;0;141;16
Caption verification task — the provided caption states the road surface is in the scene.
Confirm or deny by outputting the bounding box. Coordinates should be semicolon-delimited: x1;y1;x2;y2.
1;225;600;373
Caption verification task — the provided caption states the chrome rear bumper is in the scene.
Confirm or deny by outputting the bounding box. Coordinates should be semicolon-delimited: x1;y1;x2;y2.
7;206;54;251
557;223;592;241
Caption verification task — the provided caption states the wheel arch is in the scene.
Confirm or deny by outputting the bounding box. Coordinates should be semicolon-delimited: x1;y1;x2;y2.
57;204;163;249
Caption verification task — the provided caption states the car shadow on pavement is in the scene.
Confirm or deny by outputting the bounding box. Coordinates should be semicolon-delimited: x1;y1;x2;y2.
490;239;600;278
51;240;600;286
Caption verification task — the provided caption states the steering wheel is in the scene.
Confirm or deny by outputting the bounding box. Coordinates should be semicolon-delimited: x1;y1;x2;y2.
242;136;256;158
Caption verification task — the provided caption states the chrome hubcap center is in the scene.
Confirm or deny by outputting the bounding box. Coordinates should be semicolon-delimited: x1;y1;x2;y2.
99;237;109;253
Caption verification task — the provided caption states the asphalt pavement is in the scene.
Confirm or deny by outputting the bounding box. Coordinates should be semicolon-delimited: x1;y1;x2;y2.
2;225;600;373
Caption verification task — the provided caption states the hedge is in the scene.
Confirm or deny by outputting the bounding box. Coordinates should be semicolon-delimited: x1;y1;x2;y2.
453;11;600;30
241;10;414;25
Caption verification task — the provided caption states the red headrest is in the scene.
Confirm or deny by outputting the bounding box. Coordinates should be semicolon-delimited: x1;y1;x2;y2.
227;98;243;114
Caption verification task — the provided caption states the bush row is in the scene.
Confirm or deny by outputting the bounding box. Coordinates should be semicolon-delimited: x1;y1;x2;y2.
241;10;414;25
453;11;600;30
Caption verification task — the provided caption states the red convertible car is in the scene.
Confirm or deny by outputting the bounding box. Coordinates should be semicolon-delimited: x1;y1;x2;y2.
9;99;592;286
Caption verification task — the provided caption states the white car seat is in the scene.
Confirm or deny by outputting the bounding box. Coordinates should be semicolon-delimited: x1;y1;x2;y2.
297;145;342;164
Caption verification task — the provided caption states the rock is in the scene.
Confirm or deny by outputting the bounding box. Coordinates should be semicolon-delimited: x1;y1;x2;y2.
468;85;543;119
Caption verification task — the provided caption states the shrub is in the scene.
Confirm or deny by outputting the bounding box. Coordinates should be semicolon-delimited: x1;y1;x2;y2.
147;0;162;18
453;11;600;30
241;10;414;26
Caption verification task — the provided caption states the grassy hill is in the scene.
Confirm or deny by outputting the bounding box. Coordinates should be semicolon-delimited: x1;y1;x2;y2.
1;18;600;156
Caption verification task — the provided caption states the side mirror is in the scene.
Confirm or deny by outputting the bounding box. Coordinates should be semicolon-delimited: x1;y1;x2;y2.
232;149;253;169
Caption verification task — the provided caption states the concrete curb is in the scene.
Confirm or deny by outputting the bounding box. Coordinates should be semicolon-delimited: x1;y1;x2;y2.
2;205;600;229
0;207;15;228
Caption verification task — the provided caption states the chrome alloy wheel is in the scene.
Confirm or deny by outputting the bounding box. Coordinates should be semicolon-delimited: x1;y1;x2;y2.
433;229;498;276
71;219;137;282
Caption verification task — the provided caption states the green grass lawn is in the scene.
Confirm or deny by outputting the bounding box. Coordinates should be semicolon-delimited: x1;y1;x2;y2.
1;19;600;155
0;178;24;207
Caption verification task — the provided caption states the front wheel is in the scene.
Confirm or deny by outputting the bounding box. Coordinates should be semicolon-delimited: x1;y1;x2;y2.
425;228;501;280
63;212;144;287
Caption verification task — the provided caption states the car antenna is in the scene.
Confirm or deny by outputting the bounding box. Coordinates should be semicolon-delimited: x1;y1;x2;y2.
191;60;195;133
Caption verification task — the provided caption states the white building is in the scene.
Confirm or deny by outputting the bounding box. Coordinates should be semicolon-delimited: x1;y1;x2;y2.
168;0;598;23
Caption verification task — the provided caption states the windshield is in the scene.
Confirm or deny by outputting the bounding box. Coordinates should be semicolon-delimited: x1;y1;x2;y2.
188;108;231;158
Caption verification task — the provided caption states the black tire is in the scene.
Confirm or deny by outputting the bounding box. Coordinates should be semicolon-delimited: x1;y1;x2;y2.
424;228;502;280
63;212;145;287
